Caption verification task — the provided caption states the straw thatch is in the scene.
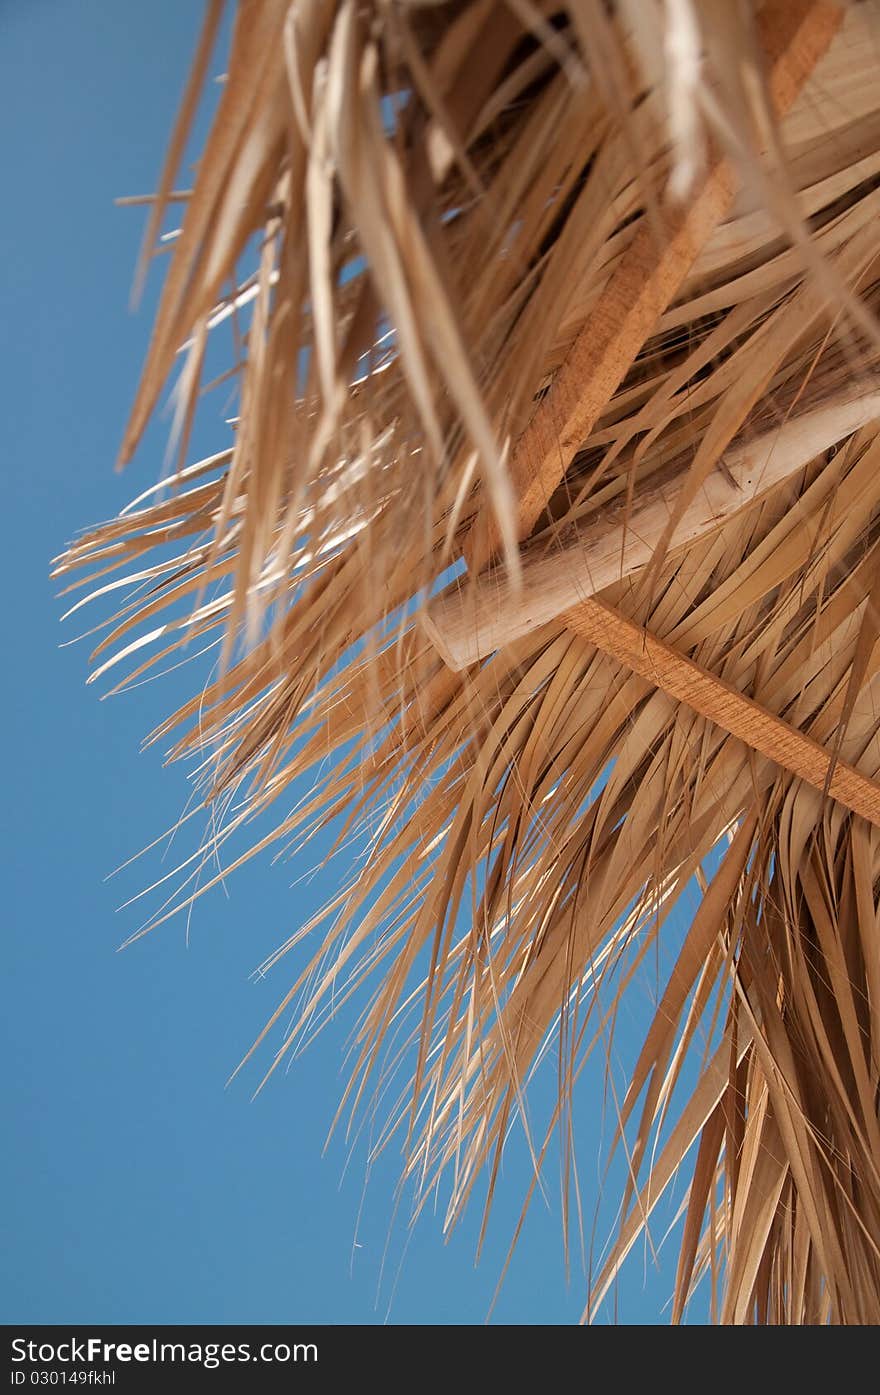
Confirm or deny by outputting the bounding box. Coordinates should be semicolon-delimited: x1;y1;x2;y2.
57;0;880;1322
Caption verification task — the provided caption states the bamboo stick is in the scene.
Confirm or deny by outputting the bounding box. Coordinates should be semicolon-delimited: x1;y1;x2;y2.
564;595;880;828
427;384;880;671
464;0;845;570
433;1;880;826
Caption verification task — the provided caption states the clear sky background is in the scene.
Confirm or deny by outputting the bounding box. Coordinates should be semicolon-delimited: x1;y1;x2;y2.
1;0;702;1325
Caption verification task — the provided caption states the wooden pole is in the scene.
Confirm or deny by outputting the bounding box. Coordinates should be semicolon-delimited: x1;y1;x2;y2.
564;596;880;829
428;3;880;827
427;385;880;671
464;0;846;569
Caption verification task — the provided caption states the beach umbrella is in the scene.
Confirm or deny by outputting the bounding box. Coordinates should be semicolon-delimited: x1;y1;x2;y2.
57;0;880;1322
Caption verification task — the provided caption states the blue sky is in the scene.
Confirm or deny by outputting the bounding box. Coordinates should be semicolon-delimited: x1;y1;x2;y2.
1;0;702;1325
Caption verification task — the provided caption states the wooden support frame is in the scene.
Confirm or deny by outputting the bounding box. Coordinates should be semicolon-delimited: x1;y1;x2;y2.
564;596;880;828
465;0;846;570
427;384;880;671
426;0;880;828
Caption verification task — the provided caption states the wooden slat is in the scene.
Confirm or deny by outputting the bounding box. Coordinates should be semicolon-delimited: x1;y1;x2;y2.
564;595;880;828
429;383;880;671
464;0;845;570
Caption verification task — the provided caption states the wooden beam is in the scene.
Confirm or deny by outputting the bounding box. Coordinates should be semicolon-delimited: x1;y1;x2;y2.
428;3;880;826
464;0;845;570
427;384;880;671
563;595;880;828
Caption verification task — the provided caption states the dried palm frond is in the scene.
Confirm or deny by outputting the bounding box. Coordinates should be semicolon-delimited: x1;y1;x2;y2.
57;0;880;1322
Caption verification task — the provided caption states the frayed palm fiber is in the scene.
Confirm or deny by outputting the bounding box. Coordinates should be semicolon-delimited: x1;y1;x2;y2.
57;0;880;1322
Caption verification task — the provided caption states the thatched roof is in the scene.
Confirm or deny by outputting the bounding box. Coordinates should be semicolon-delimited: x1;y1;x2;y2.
57;0;880;1321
